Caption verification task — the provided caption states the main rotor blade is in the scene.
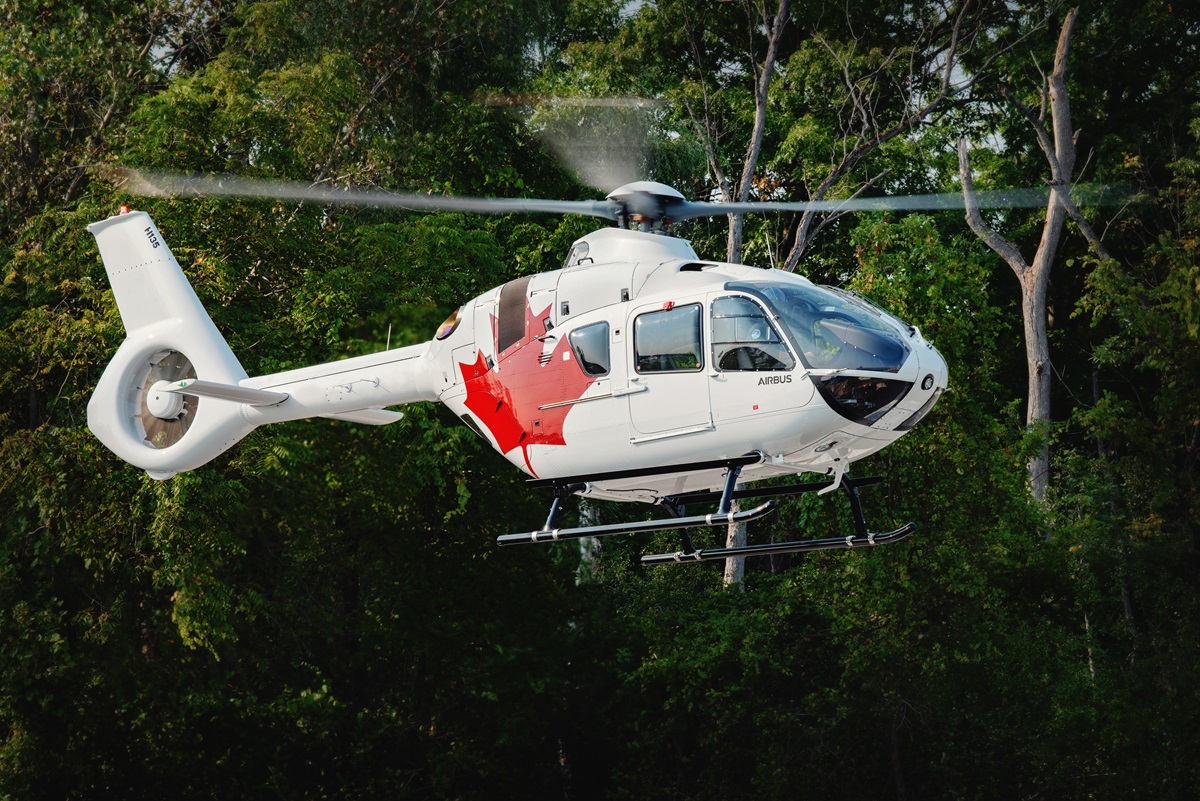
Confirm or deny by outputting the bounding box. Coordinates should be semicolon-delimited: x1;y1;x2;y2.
115;169;623;220
669;185;1122;220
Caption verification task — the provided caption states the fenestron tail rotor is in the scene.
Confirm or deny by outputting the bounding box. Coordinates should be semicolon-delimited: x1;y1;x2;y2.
137;350;199;449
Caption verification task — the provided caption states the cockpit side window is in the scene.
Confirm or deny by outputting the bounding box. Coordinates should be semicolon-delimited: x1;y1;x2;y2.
711;296;794;371
569;321;610;376
634;304;703;373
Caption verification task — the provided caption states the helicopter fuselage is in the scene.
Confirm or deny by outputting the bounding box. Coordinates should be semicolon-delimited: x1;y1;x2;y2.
426;227;948;503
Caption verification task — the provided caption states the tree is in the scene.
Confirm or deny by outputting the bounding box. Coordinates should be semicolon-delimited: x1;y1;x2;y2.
774;0;1036;269
957;6;1108;502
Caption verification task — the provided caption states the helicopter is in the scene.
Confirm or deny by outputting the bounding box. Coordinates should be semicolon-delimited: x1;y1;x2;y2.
86;176;974;565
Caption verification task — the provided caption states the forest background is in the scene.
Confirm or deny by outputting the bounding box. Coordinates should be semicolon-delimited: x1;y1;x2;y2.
2;0;1198;798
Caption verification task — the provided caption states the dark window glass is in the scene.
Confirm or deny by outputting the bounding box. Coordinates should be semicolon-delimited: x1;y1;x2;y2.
817;375;913;424
496;275;533;353
569;321;610;376
711;296;794;371
634;304;703;373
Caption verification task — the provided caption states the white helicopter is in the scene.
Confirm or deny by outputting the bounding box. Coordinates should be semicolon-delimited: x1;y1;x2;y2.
85;175;993;565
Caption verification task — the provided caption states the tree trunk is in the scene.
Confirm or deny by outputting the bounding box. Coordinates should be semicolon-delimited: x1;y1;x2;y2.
686;0;787;586
1022;271;1052;501
723;508;747;589
680;0;787;265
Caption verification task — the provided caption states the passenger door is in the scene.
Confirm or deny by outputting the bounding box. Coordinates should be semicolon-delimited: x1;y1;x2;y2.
626;302;712;438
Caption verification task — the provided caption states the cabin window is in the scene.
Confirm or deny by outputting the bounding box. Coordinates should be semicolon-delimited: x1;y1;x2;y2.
563;240;590;269
569;321;610;376
496;275;533;353
634;304;703;373
711;296;794;371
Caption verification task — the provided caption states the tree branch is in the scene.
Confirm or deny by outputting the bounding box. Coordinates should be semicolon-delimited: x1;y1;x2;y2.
807;168;891;243
680;3;731;203
313;63;401;186
63;27;160;204
727;0;788;262
735;0;788;204
957;139;1028;277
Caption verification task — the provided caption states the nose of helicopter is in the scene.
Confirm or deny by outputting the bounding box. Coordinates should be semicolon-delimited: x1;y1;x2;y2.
889;336;948;432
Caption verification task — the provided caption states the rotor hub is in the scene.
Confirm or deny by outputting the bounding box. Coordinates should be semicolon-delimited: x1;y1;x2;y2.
146;380;185;419
607;181;686;231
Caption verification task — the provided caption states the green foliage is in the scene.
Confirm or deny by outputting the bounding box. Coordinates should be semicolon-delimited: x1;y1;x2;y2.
1046;141;1200;794
0;0;234;237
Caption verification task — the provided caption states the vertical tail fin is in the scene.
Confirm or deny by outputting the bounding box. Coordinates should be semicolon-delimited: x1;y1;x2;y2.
87;210;254;478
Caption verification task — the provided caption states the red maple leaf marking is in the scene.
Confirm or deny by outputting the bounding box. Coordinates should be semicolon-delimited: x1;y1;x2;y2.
459;300;598;476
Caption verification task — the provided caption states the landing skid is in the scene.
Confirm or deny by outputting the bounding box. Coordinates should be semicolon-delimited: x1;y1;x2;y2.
496;456;915;565
639;521;916;564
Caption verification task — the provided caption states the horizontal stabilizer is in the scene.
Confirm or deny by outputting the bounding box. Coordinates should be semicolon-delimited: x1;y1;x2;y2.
166;378;289;406
322;409;404;426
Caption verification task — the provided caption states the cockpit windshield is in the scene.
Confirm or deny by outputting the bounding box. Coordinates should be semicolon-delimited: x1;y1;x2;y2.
728;281;910;373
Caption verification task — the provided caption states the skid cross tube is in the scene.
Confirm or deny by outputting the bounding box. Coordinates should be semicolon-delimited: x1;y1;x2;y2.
679;462;742;555
543;482;586;531
716;464;742;515
657;497;697;555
